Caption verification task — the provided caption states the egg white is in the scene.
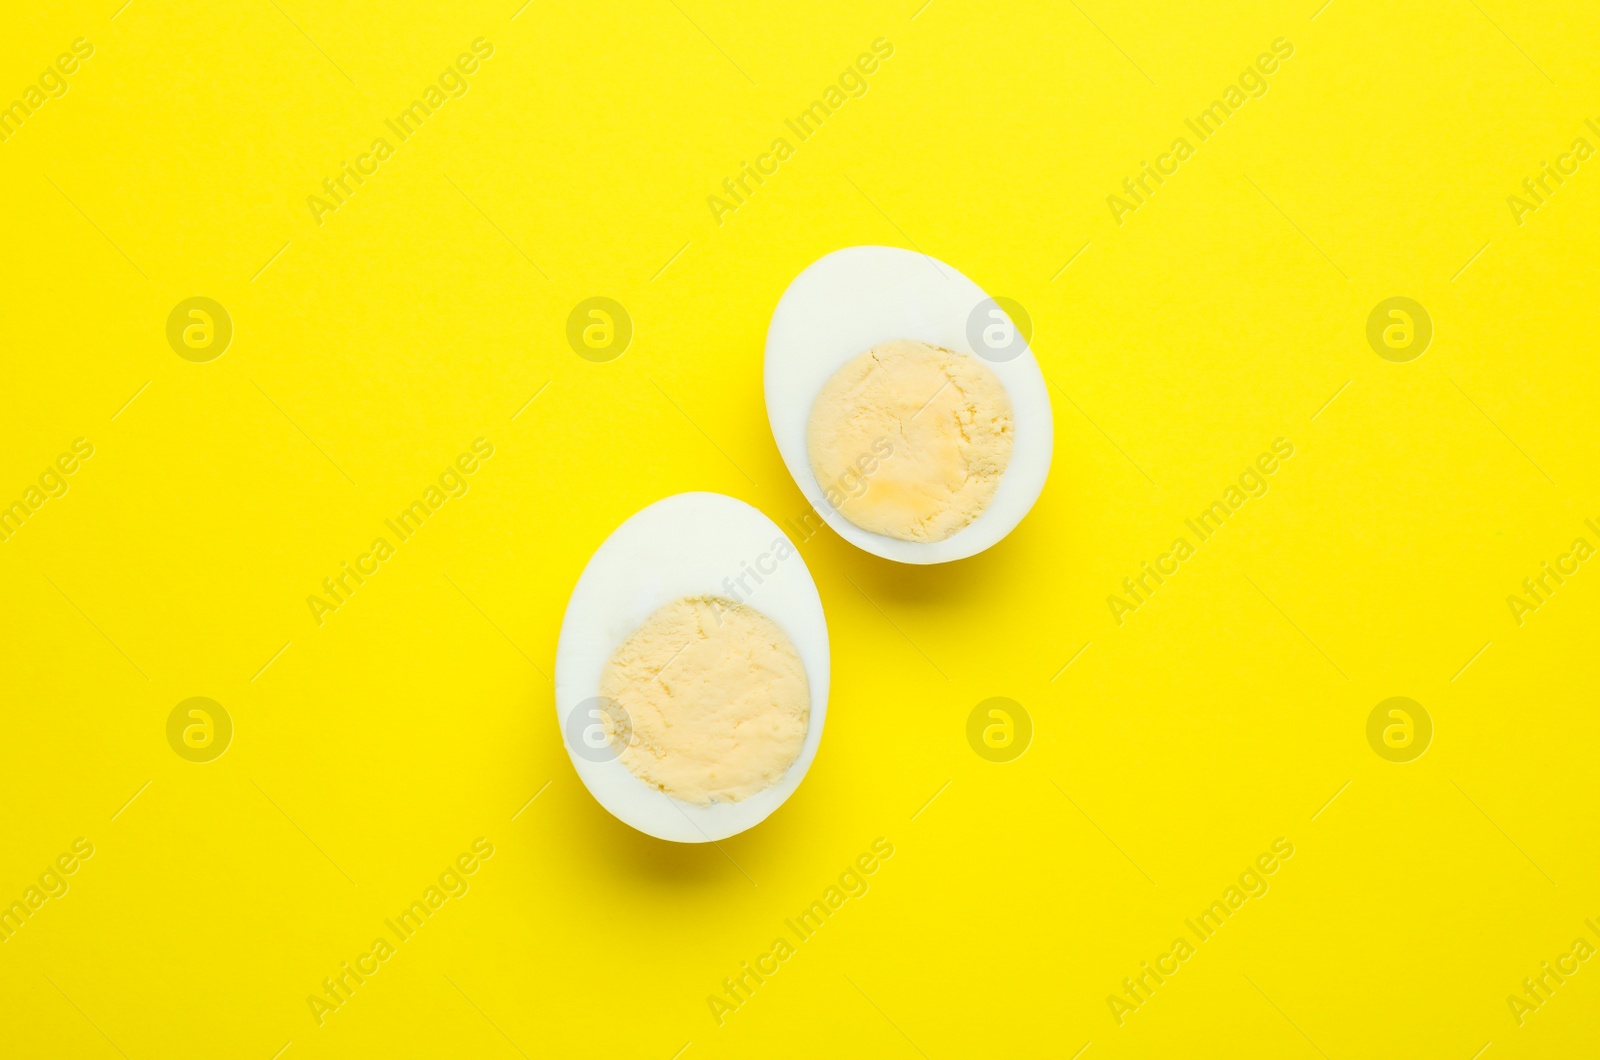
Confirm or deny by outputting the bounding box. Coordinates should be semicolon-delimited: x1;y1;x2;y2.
554;492;830;842
765;245;1054;563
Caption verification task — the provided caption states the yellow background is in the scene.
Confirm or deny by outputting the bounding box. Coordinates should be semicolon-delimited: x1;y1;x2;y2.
2;0;1597;1056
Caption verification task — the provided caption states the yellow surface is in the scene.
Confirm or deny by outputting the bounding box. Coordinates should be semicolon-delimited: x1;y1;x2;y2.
2;1;1597;1057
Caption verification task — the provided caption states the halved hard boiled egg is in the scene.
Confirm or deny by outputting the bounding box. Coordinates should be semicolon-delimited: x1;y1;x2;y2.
765;245;1054;564
555;492;829;842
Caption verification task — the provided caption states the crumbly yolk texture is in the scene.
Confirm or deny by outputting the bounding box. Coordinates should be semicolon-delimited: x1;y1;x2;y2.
599;595;809;806
806;339;1014;542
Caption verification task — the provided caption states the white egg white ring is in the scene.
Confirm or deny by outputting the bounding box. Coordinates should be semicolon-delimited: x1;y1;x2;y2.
765;245;1054;564
554;492;830;843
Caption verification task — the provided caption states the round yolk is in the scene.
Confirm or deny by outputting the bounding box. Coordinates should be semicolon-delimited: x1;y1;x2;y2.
600;595;809;805
806;339;1014;543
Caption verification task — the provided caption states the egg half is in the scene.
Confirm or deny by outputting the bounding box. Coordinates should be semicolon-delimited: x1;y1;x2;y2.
765;245;1054;563
554;492;830;842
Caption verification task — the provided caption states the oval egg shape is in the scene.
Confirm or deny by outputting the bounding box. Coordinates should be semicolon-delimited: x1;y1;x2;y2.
554;492;829;842
765;245;1054;563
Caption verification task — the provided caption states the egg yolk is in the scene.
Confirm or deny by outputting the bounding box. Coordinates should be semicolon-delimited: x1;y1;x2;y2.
806;339;1014;542
599;595;809;805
